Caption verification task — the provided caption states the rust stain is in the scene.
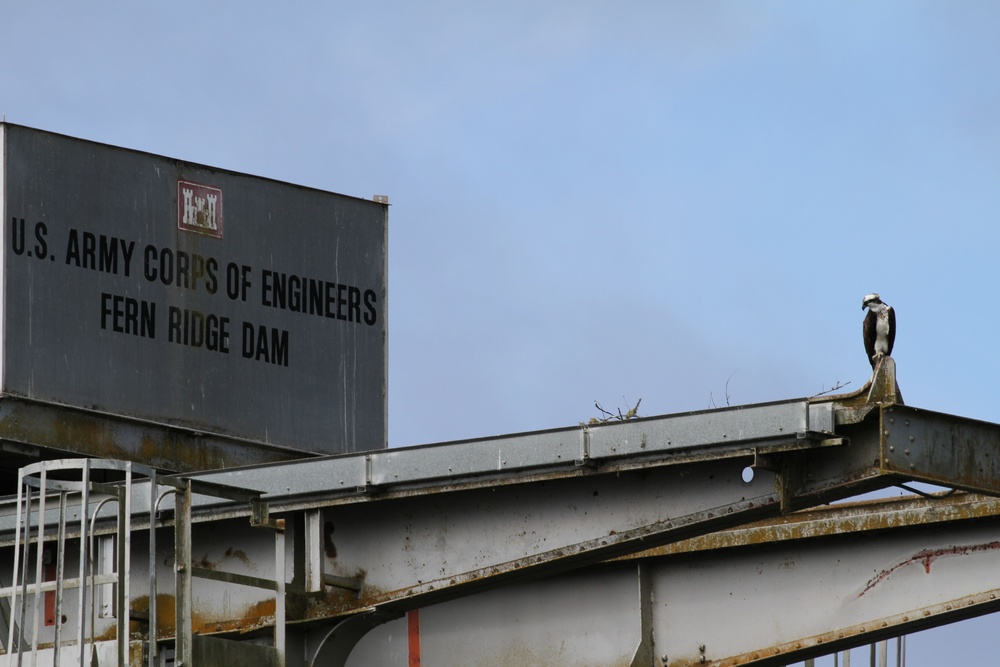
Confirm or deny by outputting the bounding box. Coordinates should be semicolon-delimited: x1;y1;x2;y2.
217;598;277;634
194;553;216;570
307;589;375;619
90;624;118;643
224;547;254;568
37;412;194;471
324;521;338;558
859;540;1000;597
303;570;391;620
613;492;1000;562
672;588;1000;667
188;548;256;572
88;617;149;643
0;399;297;473
131;594;277;638
132;594;177;635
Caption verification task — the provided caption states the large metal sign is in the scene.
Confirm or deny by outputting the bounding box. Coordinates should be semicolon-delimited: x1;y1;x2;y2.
0;123;386;455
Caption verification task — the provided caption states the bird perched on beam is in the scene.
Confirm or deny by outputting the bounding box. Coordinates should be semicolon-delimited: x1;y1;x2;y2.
862;293;895;369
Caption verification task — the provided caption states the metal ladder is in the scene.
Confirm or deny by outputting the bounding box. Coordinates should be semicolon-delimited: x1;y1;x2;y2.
0;459;154;666
0;458;285;667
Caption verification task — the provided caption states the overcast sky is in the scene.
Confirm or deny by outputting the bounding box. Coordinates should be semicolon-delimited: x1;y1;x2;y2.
4;2;1000;664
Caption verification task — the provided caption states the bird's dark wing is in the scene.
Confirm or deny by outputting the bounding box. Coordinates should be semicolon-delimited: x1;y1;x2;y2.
886;306;896;356
863;310;877;367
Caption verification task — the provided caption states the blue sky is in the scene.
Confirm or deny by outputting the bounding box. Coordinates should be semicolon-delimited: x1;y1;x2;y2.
4;2;1000;663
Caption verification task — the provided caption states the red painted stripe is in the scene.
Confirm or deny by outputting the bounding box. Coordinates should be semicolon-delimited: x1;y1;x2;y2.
408;609;420;667
43;559;56;626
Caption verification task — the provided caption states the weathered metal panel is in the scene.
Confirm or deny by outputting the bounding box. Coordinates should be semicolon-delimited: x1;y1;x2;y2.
0;520;279;652
315;458;783;612
347;568;643;667
369;428;583;487
650;512;1000;666
587;401;834;461
0;397;306;476
618;493;1000;559
5;404;1000;665
0;123;386;457
8;491;1000;667
341;496;1000;667
184;399;838;510
881;404;1000;494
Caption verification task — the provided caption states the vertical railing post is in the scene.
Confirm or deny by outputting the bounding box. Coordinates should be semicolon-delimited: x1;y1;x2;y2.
29;468;47;666
147;473;160;667
174;480;193;666
13;483;32;667
52;491;67;667
275;525;286;667
252;499;287;665
117;464;134;667
303;510;322;594
6;474;26;665
76;460;90;667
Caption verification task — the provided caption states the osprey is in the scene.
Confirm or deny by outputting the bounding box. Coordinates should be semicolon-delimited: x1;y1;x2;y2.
862;293;895;368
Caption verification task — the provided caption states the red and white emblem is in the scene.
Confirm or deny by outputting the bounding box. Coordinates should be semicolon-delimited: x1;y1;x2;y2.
178;180;223;238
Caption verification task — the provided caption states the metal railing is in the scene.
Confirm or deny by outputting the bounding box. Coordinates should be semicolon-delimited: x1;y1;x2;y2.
0;459;155;666
0;459;284;667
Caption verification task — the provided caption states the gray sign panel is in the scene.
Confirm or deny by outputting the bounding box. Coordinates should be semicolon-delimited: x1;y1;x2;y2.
0;124;386;456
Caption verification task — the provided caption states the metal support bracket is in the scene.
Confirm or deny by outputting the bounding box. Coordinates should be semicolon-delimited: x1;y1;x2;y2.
251;499;286;532
575;427;596;468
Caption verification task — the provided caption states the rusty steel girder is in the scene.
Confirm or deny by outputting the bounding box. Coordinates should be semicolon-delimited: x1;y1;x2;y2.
3;359;1000;665
346;493;1000;667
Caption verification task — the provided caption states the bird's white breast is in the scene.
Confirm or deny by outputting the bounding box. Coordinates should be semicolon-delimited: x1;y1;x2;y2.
874;312;891;354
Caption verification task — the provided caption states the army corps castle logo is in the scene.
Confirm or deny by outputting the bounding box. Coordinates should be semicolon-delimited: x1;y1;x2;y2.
178;180;224;239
